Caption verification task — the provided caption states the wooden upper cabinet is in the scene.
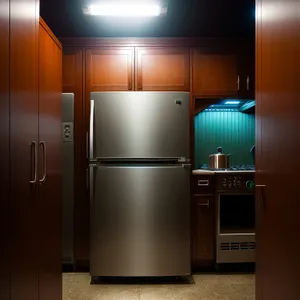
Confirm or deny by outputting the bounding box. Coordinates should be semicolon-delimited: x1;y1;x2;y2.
86;48;134;91
62;49;82;92
192;50;238;97
136;48;190;91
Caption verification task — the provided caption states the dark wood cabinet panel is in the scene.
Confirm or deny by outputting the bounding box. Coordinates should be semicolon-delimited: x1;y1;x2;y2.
0;1;10;299
10;1;39;300
238;42;255;99
136;48;190;91
256;0;300;299
62;48;88;263
38;19;62;300
192;194;215;267
192;50;238;97
86;48;134;91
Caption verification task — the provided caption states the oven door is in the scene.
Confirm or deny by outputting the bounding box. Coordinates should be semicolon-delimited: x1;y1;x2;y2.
216;192;255;263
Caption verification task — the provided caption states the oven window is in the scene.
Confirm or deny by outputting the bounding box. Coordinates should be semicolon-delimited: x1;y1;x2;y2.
219;194;255;234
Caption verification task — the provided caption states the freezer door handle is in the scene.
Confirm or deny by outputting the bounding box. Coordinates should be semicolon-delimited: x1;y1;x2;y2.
89;100;95;159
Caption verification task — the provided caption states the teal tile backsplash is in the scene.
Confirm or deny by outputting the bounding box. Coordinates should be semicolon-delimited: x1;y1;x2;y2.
194;110;255;168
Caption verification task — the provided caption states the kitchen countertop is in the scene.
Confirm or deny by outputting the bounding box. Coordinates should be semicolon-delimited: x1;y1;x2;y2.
192;169;216;175
192;169;255;175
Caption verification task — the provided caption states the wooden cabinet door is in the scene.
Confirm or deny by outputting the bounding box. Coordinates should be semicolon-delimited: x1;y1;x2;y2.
256;0;300;299
0;1;10;299
62;48;88;266
192;50;238;97
238;43;255;99
10;1;39;300
86;47;134;91
38;19;62;300
136;48;190;91
192;195;215;267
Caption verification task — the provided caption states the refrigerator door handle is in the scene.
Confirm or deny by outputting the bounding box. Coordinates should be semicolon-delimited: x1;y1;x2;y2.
89;100;95;160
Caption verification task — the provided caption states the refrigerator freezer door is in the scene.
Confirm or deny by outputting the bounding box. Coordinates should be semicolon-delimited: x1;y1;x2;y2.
90;92;190;160
90;165;191;277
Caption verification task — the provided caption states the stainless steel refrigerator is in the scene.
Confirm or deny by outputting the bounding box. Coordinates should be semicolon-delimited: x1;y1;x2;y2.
89;92;191;277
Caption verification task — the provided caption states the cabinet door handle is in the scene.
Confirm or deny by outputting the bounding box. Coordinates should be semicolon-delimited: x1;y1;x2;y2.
256;185;266;210
198;179;209;186
247;76;250;91
237;75;240;91
30;141;37;184
39;141;47;184
197;200;210;208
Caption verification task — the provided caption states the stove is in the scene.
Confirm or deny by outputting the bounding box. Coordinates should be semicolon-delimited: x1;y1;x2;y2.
213;165;256;264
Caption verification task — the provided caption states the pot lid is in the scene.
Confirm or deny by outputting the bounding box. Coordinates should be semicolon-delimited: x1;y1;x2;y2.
209;147;231;157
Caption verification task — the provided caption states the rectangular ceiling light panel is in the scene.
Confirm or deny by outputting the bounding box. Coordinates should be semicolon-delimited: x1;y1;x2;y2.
82;1;168;17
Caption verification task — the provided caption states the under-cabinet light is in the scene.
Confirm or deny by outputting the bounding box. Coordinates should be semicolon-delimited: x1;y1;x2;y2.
83;2;165;17
224;100;240;105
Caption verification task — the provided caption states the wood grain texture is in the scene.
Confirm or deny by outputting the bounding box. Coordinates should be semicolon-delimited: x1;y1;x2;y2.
136;48;190;91
86;48;134;91
0;1;10;299
60;37;238;49
62;48;88;262
10;1;39;300
256;0;300;299
192;194;215;266
38;20;62;300
192;50;238;97
191;175;216;268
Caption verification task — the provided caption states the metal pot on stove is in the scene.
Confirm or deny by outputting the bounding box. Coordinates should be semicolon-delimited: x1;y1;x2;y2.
209;147;231;169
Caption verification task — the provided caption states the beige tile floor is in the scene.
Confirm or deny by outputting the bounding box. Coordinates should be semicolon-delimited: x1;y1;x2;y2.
63;273;255;300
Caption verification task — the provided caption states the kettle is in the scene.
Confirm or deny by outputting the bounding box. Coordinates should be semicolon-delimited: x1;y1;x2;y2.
209;147;231;169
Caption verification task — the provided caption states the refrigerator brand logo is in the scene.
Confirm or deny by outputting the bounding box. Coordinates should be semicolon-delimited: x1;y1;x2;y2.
175;100;182;105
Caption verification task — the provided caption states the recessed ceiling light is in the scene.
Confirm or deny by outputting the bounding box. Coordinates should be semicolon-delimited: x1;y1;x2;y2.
82;1;168;17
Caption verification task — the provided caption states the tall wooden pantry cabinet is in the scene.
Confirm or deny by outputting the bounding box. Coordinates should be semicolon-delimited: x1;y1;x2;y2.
0;0;62;299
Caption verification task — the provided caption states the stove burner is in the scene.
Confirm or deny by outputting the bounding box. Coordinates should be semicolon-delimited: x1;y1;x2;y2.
199;164;255;171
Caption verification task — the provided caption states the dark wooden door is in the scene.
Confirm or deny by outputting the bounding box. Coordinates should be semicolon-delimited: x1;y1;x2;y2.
0;1;10;299
38;19;62;300
256;0;300;299
192;195;215;267
192;50;238;97
10;1;39;300
136;48;190;91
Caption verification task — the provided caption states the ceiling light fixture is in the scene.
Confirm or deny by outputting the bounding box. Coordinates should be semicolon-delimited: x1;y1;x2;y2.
82;1;167;17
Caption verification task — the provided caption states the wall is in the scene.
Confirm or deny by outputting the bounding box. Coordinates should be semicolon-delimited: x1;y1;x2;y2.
194;109;255;168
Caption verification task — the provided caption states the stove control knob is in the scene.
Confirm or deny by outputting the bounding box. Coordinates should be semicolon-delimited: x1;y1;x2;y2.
246;180;255;190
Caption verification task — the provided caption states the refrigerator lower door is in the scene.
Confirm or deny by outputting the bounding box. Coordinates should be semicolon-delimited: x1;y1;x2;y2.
90;165;190;277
